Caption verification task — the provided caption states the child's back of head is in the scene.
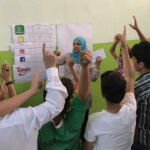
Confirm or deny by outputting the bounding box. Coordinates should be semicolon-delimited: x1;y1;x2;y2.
131;41;150;69
101;71;126;104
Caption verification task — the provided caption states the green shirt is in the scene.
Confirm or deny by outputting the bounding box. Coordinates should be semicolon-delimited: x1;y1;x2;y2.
38;96;87;150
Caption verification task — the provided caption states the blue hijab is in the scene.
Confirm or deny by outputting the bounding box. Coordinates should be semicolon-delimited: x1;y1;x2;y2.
71;36;87;64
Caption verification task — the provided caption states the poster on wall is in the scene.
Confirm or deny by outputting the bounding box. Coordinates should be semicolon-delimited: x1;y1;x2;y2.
11;24;56;83
10;23;97;83
11;24;56;45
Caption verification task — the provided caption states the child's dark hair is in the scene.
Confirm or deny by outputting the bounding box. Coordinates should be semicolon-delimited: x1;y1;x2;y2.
101;71;126;104
43;77;74;113
131;41;150;69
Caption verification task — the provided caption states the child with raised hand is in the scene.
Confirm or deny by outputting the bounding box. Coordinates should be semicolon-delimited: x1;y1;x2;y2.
130;37;150;149
65;57;79;91
110;34;132;75
55;37;102;143
129;16;147;42
0;43;68;150
38;50;93;150
83;27;136;150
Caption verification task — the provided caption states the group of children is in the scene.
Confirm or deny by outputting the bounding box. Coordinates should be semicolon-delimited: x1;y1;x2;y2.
0;16;150;150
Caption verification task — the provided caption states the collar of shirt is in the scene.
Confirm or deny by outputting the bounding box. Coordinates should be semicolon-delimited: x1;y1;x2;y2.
51;119;64;129
135;72;150;82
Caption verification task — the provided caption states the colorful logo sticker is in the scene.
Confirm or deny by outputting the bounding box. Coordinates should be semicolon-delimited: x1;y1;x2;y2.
18;36;24;43
16;67;31;76
15;25;24;35
20;57;25;62
19;49;25;55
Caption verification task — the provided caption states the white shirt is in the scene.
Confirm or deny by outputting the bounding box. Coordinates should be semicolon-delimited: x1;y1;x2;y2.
84;93;136;150
0;68;68;150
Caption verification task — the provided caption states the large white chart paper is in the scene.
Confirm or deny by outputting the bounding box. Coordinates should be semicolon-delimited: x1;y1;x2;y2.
57;23;92;54
57;23;92;77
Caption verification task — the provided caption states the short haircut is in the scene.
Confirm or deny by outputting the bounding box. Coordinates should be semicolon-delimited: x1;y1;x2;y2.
43;77;74;113
101;71;126;104
131;41;150;69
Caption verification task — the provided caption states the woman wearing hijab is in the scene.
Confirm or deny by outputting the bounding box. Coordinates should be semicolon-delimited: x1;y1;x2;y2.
56;36;101;81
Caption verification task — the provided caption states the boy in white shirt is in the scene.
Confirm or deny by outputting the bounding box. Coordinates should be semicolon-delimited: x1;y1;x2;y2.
0;43;68;150
83;27;136;150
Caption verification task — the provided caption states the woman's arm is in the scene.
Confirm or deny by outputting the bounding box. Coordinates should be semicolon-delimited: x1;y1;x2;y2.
56;53;70;66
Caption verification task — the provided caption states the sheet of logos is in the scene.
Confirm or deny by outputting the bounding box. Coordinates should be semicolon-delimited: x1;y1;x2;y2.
11;24;56;83
11;23;93;83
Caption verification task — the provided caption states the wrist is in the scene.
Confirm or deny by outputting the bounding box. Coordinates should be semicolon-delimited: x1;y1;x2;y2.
135;28;140;32
96;63;100;68
81;64;89;68
114;40;118;43
5;81;13;86
5;78;11;82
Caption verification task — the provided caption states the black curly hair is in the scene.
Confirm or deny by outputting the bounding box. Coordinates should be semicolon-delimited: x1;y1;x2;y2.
43;77;74;113
131;41;150;69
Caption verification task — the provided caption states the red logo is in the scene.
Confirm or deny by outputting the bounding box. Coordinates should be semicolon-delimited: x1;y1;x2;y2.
16;67;31;76
19;49;25;55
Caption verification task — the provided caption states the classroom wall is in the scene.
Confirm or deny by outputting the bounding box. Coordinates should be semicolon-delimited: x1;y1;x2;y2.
0;0;150;51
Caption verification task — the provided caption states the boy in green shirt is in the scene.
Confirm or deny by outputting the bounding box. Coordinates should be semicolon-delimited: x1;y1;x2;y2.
38;50;93;150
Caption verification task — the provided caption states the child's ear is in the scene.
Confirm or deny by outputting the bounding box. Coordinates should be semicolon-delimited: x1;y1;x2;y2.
138;61;145;69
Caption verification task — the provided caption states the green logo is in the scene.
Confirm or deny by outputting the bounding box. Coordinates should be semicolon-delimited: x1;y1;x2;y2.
15;25;24;35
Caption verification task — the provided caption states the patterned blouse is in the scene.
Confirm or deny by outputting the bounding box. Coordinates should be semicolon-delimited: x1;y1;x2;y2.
56;52;100;108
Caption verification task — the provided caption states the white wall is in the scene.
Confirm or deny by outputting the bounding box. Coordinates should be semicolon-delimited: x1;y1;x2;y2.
0;0;150;50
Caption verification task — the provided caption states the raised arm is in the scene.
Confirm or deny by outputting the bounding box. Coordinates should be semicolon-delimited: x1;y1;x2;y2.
0;71;43;117
18;44;68;131
110;34;120;59
42;43;68;118
78;50;92;100
119;26;134;93
95;56;102;70
0;61;16;98
66;57;79;91
129;16;147;42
